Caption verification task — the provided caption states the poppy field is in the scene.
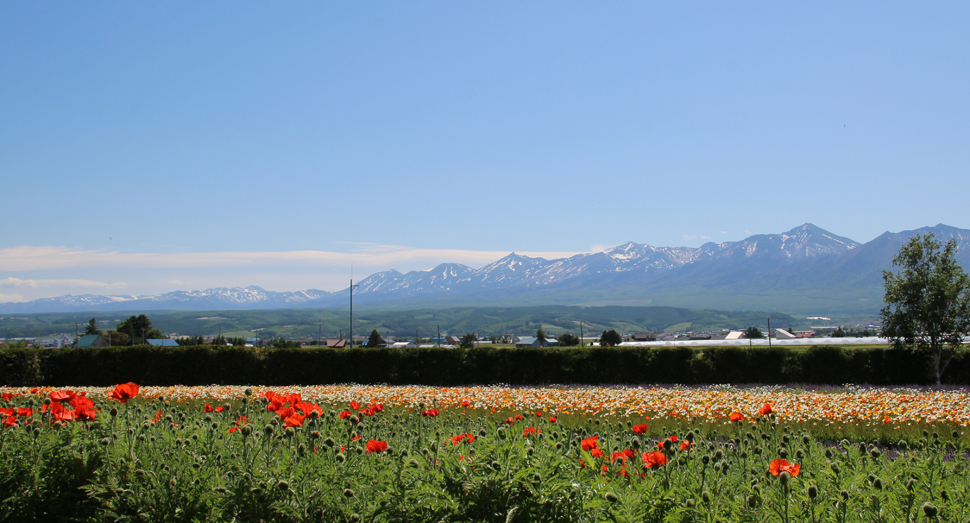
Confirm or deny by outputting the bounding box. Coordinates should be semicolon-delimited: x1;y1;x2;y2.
1;384;969;522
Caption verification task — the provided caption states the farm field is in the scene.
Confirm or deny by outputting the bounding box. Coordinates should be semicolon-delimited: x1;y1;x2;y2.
1;384;968;522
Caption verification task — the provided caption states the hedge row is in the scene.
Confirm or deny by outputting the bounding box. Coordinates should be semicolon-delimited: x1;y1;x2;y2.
1;345;968;387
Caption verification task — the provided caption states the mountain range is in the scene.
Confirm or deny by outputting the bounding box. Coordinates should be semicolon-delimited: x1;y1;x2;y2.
2;223;968;315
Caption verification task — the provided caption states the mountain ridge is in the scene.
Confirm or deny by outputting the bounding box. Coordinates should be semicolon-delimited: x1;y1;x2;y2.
2;223;967;315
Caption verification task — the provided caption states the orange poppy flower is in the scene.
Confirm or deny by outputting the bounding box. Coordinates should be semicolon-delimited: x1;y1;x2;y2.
768;459;800;477
632;424;649;434
581;435;599;451
641;451;667;468
109;383;140;403
729;412;744;422
759;404;773;416
365;439;388;453
49;390;77;403
590;448;604;458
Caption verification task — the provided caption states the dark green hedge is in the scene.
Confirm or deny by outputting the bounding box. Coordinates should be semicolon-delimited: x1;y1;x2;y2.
1;345;968;387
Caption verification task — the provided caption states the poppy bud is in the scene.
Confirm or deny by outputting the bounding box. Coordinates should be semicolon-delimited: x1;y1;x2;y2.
241;426;252;437
662;438;673;451
170;478;177;487
241;398;248;405
244;388;252;396
778;471;791;486
250;487;261;495
740;451;748;459
952;431;959;439
685;499;694;508
713;450;723;461
870;448;881;459
825;448;833;459
746;495;759;508
285;427;295;437
479;429;487;437
872;477;883;491
906;478;917;492
840;490;849;501
940;489;949;502
898;440;908;451
343;488;354;498
604;492;618;503
830;463;840;475
923;503;938;518
778;449;787;459
802;435;810;445
350;514;361;522
796;449;804;460
277;480;289;491
336;453;346;463
701;455;710;465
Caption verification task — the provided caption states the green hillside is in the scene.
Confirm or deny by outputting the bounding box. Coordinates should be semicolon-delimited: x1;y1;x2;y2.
0;306;797;340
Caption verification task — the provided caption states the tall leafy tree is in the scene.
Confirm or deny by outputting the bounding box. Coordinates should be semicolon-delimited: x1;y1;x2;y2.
116;314;164;345
558;333;580;347
599;329;622;347
459;333;476;349
535;328;547;347
367;329;385;348
83;318;102;336
881;233;970;386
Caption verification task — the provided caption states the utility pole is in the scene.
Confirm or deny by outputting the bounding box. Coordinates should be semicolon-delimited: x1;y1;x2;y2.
767;317;772;348
318;322;322;346
580;321;584;348
349;278;359;347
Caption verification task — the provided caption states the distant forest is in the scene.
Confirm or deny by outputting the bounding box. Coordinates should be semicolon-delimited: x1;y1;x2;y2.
0;306;797;340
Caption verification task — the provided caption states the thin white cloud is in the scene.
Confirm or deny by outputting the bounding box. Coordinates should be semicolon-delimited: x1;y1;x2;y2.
0;277;127;290
0;245;586;272
683;235;712;241
0;292;25;303
720;231;728;235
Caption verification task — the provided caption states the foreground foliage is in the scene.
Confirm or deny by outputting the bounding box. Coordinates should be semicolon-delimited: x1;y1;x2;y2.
2;384;969;522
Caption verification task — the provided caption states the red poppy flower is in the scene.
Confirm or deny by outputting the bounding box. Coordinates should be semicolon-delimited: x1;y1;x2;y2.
339;410;351;419
549;416;557;423
581;435;599;451
632;424;649;434
16;407;33;417
351;433;360;441
350;401;361;410
215;405;228;413
2;416;17;428
523;427;541;437
109;383;140;403
505;416;515;426
590;448;604;458
422;408;439;417
461;400;471;407
611;452;628;464
1;393;15;402
49;390;77;403
514;414;523;421
535;411;542;417
276;406;296;420
729;412;744;422
769;459;800;477
284;414;305;428
204;404;213;413
365;439;388;453
641;451;667;468
151;410;163;423
680;440;693;451
451;433;475;445
759;404;773;416
372;403;384;412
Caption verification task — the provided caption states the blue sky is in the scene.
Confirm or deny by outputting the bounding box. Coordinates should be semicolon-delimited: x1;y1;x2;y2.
2;2;968;302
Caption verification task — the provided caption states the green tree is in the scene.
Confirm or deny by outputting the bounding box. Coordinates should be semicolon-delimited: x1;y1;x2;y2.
535;328;547;347
881;233;970;386
599;329;621;347
830;326;846;338
84;318;101;336
104;331;128;346
558;333;580;347
459;333;476;349
743;327;763;339
367;329;385;348
116;315;164;345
